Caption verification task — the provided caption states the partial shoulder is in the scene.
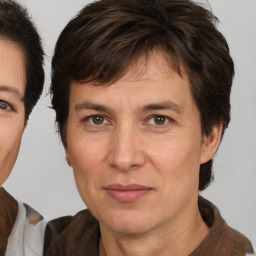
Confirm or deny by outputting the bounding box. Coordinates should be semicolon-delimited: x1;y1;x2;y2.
196;197;254;256
44;209;99;255
6;201;46;256
217;221;254;255
0;188;18;255
45;209;95;237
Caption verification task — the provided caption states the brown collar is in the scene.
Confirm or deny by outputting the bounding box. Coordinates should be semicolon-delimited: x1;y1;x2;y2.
190;196;254;255
0;187;18;254
44;196;254;256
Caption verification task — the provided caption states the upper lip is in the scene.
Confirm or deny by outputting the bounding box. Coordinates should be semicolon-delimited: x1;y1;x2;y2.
104;184;152;190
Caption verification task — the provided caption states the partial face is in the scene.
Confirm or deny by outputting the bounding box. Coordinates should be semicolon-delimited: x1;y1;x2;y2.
66;52;221;236
0;39;26;185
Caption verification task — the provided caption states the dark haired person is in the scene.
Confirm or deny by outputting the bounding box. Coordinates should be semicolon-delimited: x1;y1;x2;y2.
44;0;254;255
0;0;45;255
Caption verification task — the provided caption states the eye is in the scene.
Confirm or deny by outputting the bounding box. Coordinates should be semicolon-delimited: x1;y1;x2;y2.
147;115;171;126
87;115;107;125
0;100;13;111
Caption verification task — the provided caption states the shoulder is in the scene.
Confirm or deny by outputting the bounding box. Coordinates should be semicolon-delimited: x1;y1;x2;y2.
0;189;46;256
218;223;254;255
196;196;254;256
0;188;18;255
44;209;99;255
45;209;96;237
6;201;46;256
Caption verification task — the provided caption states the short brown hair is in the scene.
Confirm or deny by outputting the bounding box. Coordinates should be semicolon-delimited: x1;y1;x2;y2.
51;0;234;190
0;0;44;119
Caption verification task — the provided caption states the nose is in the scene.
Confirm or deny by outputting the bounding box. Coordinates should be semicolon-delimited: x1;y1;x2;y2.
107;124;146;172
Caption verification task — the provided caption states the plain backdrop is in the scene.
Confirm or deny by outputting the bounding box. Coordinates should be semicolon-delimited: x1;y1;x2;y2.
3;0;256;244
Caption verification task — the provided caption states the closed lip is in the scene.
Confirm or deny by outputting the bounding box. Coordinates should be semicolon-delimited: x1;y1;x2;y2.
104;184;152;190
104;184;153;202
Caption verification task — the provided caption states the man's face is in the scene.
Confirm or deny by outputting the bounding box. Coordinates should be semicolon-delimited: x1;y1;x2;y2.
0;39;26;185
65;52;221;235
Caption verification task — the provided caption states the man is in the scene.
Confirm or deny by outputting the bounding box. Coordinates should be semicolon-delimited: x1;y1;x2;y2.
44;0;254;255
0;0;45;255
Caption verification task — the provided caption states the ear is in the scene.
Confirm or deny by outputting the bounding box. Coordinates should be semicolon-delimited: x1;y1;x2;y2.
23;120;28;131
200;123;223;164
65;146;72;167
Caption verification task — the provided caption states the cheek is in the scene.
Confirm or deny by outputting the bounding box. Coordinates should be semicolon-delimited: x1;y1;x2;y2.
148;136;201;189
67;137;107;196
68;140;109;212
0;125;24;184
69;136;106;171
149;137;200;169
0;124;23;152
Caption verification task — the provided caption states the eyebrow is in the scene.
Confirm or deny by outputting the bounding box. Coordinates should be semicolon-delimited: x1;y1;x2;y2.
75;101;183;114
139;101;183;114
0;85;23;100
75;101;108;112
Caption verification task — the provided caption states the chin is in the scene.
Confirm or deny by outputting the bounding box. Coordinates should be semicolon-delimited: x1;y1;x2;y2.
99;209;155;235
107;221;151;236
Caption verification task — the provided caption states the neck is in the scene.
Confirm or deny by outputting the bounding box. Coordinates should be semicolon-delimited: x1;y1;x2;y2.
99;199;209;256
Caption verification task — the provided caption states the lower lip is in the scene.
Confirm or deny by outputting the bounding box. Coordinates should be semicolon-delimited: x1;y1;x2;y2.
105;189;152;202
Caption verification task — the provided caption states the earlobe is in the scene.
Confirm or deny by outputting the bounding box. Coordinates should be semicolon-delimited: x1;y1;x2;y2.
200;123;223;164
65;148;72;167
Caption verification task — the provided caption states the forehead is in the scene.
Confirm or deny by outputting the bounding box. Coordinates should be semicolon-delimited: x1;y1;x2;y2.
0;38;26;97
69;52;194;112
74;50;188;92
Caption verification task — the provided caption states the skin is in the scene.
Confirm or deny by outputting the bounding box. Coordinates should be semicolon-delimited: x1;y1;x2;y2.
0;39;26;185
65;52;222;256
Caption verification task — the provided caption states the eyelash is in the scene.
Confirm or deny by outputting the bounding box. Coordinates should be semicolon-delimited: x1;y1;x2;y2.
83;114;173;128
0;100;13;112
146;115;173;127
85;115;109;126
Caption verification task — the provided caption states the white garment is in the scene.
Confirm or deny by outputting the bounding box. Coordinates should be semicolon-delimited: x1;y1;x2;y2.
246;243;256;255
5;201;46;256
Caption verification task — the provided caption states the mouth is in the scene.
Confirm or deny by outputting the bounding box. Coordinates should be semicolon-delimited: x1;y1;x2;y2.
104;184;153;202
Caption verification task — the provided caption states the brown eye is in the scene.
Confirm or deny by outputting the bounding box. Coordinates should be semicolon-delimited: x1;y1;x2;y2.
153;115;167;125
0;100;12;111
92;115;105;125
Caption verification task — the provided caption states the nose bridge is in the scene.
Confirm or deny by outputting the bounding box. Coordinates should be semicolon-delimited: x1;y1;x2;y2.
107;120;145;171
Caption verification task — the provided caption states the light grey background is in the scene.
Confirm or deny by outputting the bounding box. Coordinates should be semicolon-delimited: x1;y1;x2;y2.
3;0;256;243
